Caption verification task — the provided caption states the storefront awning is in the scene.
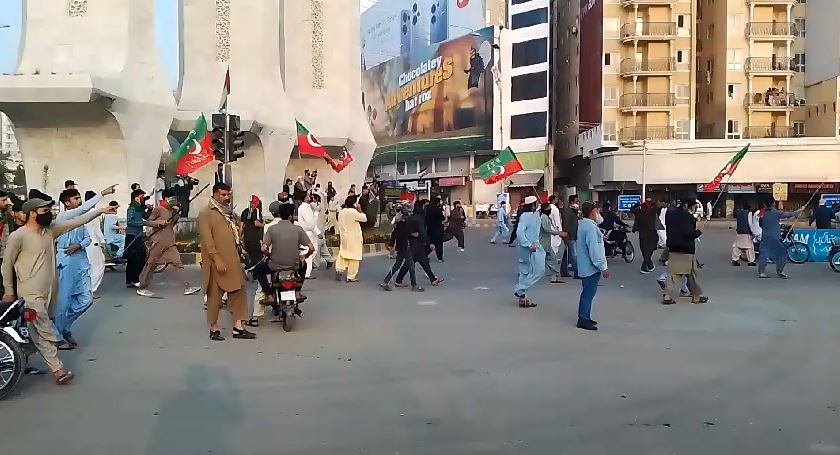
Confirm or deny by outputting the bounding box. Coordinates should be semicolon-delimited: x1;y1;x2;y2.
506;171;544;188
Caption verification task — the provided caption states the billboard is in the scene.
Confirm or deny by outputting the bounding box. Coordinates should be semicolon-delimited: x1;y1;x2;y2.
361;0;487;69
579;0;603;130
362;26;494;155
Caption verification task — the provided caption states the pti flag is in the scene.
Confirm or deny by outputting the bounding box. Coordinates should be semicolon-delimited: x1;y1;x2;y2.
475;147;523;184
703;144;750;193
325;149;353;173
173;114;214;175
296;121;326;158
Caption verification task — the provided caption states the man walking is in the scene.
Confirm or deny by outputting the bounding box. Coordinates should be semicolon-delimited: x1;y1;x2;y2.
661;199;708;305
83;191;107;299
54;184;116;348
490;200;509;244
425;197;446;261
540;202;567;284
296;193;321;279
448;200;467;252
136;196;201;298
198;183;256;341
513;196;544;308
732;202;757;266
395;200;444;288
380;206;417;291
103;200;125;259
239;195;265;268
335;195;367;282
124;188;152;288
3;197;117;385
632;197;659;273
310;193;334;270
561;195;580;278
757;199;802;279
575;202;609;330
549;195;564;258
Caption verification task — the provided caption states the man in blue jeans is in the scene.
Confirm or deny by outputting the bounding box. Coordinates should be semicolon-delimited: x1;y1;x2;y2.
574;202;610;331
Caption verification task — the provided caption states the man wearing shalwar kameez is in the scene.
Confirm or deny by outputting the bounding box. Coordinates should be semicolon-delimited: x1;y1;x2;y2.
54;185;117;348
513;196;545;307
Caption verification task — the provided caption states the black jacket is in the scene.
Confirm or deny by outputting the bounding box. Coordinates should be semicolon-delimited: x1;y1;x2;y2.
599;209;629;231
425;206;446;238
407;213;430;253
389;218;410;252
665;207;701;254
631;204;658;233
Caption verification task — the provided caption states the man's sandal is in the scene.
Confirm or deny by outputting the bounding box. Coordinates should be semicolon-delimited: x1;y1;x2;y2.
245;317;260;327
54;370;75;385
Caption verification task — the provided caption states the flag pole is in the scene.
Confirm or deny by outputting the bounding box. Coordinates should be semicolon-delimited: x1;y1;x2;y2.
641;140;647;201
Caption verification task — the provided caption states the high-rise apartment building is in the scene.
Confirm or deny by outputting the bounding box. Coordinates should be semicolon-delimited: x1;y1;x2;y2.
0;113;19;157
553;0;840;208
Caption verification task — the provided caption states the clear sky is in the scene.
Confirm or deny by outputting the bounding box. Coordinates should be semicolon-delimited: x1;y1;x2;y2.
0;0;181;89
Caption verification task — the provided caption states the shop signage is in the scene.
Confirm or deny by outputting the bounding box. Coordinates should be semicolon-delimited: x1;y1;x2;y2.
790;182;839;193
792;229;840;262
617;195;641;212
821;194;840;207
772;183;788;201
697;184;720;193
727;184;756;194
438;176;465;187
756;183;773;193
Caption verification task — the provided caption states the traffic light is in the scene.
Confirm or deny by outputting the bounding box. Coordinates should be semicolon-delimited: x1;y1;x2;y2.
227;114;246;162
211;113;226;162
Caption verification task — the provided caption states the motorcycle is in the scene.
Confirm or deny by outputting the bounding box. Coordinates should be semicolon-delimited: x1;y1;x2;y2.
602;226;635;263
267;270;304;332
781;224;810;264
829;238;840;273
0;299;37;400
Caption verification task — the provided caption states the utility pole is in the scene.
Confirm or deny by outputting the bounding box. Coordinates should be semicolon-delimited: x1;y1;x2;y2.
641;139;647;201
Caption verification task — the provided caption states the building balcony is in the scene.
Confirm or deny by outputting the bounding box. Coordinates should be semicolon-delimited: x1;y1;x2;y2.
747;0;797;4
745;57;795;75
621;0;676;6
620;22;677;42
745;91;796;110
619;126;675;141
746;22;797;40
619;93;676;111
620;58;676;77
744;126;795;139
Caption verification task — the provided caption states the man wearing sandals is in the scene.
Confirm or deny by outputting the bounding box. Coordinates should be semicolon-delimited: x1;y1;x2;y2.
3;197;118;385
513;196;544;307
661;198;708;306
575;202;609;331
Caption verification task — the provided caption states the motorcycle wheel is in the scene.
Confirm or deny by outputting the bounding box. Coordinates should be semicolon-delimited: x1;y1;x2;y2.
153;264;168;274
282;312;296;332
0;330;25;401
787;241;810;264
623;242;636;263
830;251;840;273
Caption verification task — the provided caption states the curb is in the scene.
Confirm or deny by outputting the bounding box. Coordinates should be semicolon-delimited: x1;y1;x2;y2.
328;243;390;258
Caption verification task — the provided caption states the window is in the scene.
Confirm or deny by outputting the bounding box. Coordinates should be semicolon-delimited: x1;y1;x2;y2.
675;85;690;104
677;14;689;33
726;120;741;139
604;53;611;66
727;14;742;35
405;160;418;174
602;122;617;141
794;53;806;72
511;72;548;101
794;17;806;38
603;86;619;107
676;49;689;70
510;112;548;139
793;122;805;137
397;161;407;176
511;0;533;4
727;49;743;70
434;157;450;173
675;119;690;139
604;53;618;72
604;17;619;39
511;38;548;68
511;8;548;29
419;159;433;174
727;83;741;103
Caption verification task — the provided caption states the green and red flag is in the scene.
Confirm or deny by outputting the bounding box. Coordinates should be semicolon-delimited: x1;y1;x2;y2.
325;148;353;173
475;147;523;184
296;121;326;158
703;144;750;193
173;114;214;175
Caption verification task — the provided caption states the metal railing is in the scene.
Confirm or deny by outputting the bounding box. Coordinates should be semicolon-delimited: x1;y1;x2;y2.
621;0;675;6
746;22;797;37
744;126;796;139
745;91;796;108
619;93;676;108
620;22;677;40
745;57;795;72
619;126;675;141
620;57;676;74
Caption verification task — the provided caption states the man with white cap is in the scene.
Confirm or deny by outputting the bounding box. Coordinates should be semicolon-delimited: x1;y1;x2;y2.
513;195;545;307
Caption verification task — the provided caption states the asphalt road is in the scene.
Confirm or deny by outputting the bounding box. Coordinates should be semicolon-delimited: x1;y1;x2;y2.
2;226;839;455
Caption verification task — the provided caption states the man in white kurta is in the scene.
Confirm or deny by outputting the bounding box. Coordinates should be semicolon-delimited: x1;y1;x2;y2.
295;195;321;279
549;195;565;259
85;210;107;298
335;196;367;282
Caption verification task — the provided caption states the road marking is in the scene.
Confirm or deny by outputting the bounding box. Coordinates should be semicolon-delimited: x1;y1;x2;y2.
474;286;489;290
417;300;439;306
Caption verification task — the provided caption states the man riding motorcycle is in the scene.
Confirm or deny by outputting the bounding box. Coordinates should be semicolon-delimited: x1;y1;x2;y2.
599;201;630;256
252;202;314;305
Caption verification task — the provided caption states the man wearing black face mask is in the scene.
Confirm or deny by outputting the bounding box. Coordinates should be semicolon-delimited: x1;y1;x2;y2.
2;197;117;386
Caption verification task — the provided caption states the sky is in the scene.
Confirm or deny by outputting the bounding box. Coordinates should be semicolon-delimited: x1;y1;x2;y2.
0;0;182;89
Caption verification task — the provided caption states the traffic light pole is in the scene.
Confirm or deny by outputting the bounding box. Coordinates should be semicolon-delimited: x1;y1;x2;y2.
223;111;230;185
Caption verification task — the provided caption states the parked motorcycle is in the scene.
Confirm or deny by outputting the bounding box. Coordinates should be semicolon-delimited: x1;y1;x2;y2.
0;299;37;400
267;270;304;332
829;238;840;273
781;224;810;264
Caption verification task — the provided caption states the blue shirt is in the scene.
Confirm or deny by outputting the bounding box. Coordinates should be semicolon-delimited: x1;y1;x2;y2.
497;206;508;225
56;194;102;267
516;211;541;249
760;208;800;243
575;218;608;277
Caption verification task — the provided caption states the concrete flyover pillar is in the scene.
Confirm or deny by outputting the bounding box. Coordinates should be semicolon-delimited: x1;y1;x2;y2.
280;0;376;196
0;0;175;206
